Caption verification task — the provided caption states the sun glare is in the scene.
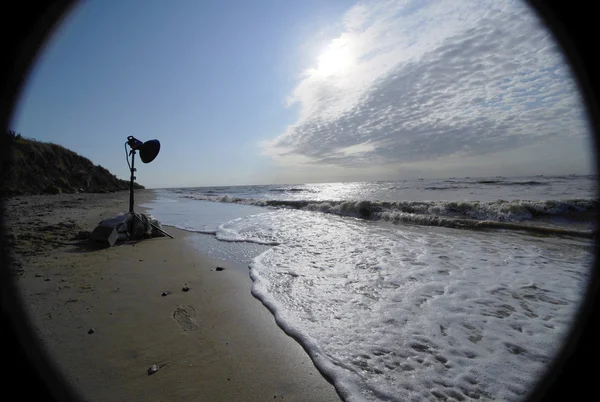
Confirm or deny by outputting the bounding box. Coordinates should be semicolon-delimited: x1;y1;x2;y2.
315;36;354;77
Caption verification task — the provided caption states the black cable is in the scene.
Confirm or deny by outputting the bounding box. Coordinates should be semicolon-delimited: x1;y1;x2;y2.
125;141;131;170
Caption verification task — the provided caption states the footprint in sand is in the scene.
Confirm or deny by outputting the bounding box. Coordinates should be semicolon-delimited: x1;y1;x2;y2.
172;305;200;331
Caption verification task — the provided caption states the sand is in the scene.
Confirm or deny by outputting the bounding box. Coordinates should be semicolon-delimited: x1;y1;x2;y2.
3;190;341;401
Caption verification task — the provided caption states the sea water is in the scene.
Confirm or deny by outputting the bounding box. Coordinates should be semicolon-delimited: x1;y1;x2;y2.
141;175;595;401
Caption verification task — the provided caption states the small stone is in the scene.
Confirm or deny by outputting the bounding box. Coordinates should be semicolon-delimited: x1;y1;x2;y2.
182;286;190;292
162;291;170;297
87;328;95;334
44;278;51;282
216;266;224;271
147;364;160;375
139;259;143;262
35;274;42;277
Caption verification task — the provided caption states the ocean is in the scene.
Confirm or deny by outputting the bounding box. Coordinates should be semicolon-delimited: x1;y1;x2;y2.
141;174;596;401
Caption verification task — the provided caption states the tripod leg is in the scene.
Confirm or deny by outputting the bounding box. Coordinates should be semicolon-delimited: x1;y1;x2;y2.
150;222;174;239
133;213;174;239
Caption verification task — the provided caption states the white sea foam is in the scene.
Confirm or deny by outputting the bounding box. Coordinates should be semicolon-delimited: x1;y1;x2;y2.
144;186;594;401
229;209;591;401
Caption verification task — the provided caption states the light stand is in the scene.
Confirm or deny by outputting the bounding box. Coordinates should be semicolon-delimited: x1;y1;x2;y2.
129;145;137;213
125;136;173;239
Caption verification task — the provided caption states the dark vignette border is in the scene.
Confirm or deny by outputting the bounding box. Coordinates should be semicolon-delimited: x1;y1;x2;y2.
0;1;598;401
2;1;82;401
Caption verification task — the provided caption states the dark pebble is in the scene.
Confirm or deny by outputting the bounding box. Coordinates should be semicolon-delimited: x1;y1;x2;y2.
216;266;224;271
87;328;95;334
35;274;42;277
162;291;170;297
182;286;190;292
44;278;51;281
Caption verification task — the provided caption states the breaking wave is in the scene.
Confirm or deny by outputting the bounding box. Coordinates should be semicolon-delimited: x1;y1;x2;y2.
180;195;597;237
423;186;466;190
476;180;544;186
269;188;315;193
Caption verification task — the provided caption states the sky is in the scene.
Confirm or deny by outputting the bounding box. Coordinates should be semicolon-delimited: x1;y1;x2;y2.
10;0;596;188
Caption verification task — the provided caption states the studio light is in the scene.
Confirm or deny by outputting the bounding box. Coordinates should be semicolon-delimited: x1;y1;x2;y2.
124;135;172;238
125;135;160;213
127;136;160;163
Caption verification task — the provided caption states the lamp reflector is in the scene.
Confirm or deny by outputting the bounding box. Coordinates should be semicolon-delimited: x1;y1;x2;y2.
139;139;160;163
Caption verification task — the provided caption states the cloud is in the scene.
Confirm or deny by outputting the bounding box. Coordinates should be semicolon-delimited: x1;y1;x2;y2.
262;0;589;170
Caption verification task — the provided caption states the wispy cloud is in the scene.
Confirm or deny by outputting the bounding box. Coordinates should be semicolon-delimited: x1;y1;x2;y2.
261;0;588;171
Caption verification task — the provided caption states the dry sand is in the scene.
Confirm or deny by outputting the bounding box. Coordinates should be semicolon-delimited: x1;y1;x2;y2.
3;190;341;401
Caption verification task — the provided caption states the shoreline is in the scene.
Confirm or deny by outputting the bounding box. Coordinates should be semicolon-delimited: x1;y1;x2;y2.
4;189;341;401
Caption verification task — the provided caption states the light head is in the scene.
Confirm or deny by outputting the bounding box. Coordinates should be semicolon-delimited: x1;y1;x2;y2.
127;136;160;163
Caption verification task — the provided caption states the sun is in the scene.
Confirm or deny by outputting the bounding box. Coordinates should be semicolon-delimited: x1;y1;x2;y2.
315;36;354;77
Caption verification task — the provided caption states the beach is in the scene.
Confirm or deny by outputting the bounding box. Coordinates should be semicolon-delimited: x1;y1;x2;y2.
4;190;341;401
4;176;594;401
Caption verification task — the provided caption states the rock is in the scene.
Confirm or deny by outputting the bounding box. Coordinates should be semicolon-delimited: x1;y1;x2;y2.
182;286;190;292
162;291;170;297
216;266;224;271
87;328;95;334
44;278;51;282
35;273;42;277
147;364;161;375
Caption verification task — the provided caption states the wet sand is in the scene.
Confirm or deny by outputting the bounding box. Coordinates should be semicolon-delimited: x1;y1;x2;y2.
3;190;341;401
